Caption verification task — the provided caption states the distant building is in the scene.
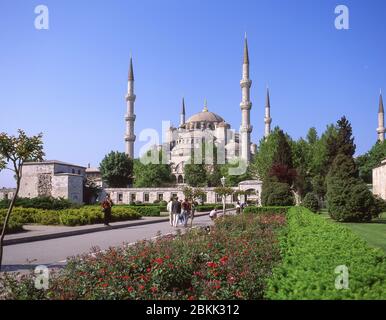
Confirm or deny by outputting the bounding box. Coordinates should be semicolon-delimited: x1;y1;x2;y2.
18;160;86;204
0;188;16;201
373;158;386;200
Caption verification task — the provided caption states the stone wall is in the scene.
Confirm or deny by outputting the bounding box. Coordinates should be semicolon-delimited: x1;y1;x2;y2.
373;160;386;200
51;174;84;204
106;180;262;206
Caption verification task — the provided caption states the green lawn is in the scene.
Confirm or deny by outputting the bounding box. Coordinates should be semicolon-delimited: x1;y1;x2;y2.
321;211;386;252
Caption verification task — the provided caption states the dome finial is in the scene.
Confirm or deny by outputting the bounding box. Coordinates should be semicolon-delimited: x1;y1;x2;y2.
203;98;208;112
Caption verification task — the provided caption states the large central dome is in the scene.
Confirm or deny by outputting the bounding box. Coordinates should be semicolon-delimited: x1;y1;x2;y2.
186;102;225;124
186;111;225;124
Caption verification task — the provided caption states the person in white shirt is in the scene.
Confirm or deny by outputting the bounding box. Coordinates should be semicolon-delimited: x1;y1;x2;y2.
167;197;173;226
209;208;218;221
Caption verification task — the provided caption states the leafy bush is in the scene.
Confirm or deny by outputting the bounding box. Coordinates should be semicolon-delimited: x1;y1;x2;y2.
0;197;77;210
0;214;286;300
0;219;24;234
243;206;291;215
0;206;141;228
301;192;320;213
265;207;386;300
261;181;294;206
124;206;160;217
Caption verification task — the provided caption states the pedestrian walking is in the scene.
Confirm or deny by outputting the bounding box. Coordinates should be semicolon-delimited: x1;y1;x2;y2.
167;197;173;226
236;201;241;215
172;197;182;227
182;199;191;227
190;201;197;228
101;194;114;226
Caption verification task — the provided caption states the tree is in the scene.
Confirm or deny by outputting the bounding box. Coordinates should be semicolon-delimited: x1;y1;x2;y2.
220;158;251;187
133;150;174;188
184;162;207;187
356;140;386;183
326;117;375;222
261;181;294;206
302;192;320;213
249;127;281;180
326;116;355;165
0;130;44;268
99;151;133;188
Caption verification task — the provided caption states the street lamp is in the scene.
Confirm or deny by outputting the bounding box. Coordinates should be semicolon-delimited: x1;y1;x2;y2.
220;176;226;216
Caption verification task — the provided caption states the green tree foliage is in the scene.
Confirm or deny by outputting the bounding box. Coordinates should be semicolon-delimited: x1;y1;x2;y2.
184;162;207;187
326;117;377;222
356;140;386;183
302;192;320;213
326;116;355;164
100;151;133;188
249;127;281;180
220;158;251;187
133;150;174;188
261;181;294;206
0;129;44;268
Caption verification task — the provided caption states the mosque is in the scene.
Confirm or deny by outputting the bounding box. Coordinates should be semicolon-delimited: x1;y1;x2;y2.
124;36;273;184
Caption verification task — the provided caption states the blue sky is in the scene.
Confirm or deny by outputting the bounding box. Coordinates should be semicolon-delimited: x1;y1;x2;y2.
1;0;385;187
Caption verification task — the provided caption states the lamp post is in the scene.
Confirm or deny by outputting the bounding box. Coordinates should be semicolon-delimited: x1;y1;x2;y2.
220;176;226;216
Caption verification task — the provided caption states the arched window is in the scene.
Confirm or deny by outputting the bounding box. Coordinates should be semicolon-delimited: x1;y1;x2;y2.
178;175;184;184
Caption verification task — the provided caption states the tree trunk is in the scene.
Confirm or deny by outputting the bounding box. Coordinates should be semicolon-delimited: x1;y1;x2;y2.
0;178;20;269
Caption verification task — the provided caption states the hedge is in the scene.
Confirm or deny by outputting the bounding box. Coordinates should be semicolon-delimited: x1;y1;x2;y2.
124;206;160;217
0;197;78;210
0;206;141;229
265;207;386;299
0;219;24;234
243;206;291;215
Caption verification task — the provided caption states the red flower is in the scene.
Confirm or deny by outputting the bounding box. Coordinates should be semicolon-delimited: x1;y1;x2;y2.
127;286;134;292
154;258;164;265
146;267;151;272
219;256;229;265
164;255;170;259
138;285;145;291
235;290;243;298
101;283;109;288
188;296;195;300
122;275;130;280
206;262;218;268
150;286;158;293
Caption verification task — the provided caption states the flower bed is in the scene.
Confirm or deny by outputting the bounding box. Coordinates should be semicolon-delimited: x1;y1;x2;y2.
265;206;386;300
0;213;286;300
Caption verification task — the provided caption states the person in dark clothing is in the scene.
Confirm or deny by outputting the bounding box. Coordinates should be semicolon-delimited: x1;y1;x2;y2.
101;194;113;226
171;197;182;227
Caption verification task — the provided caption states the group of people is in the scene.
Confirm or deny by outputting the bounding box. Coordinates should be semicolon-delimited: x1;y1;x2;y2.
167;197;197;228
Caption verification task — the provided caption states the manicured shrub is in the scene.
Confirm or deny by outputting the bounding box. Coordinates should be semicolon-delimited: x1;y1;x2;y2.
265;207;386;300
243;206;291;215
0;219;24;234
0;206;141;227
261;181;294;206
0;197;77;210
301;192;320;213
125;206;160;216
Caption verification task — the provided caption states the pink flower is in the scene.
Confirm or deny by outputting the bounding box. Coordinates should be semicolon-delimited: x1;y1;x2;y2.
127;286;134;292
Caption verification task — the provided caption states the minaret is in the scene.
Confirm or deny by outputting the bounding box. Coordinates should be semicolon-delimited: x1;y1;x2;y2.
377;89;385;142
180;98;186;127
239;34;253;163
264;87;272;138
125;57;136;158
